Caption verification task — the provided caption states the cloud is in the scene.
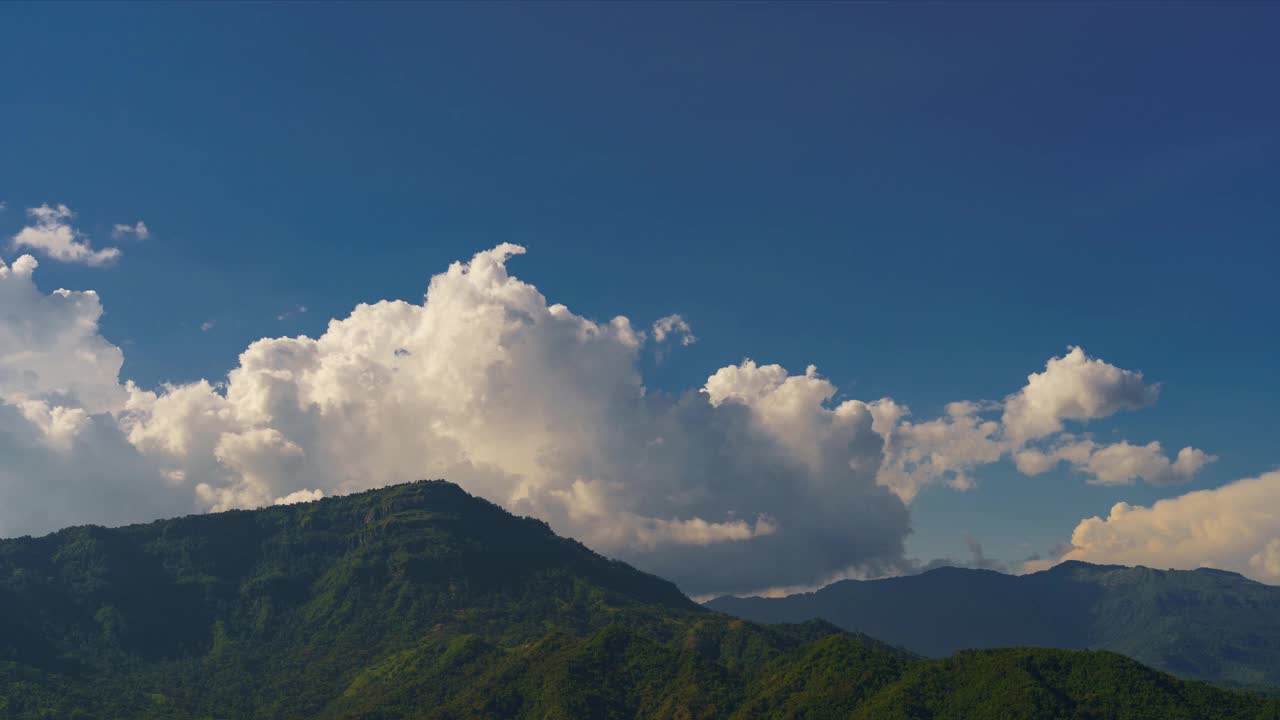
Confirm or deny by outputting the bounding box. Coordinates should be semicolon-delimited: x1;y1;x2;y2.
0;400;194;539
11;204;121;266
0;244;910;595
1015;436;1215;486
200;321;215;332
874;400;1004;502
0;254;127;414
652;314;696;346
912;534;1010;575
868;348;1204;500
1001;346;1159;445
0;243;1221;595
1026;472;1280;583
111;221;150;240
275;488;324;506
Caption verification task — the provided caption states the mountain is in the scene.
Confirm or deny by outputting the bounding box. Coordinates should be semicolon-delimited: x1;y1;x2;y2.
0;480;1275;719
705;561;1280;689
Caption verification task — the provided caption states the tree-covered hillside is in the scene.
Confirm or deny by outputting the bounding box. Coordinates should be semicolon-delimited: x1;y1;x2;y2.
0;480;1275;719
706;561;1280;689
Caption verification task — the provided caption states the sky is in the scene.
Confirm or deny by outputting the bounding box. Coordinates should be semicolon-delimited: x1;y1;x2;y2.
1;3;1278;597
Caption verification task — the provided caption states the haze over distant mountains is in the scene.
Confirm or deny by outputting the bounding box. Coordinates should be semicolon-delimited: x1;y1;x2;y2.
707;561;1280;690
0;480;1276;719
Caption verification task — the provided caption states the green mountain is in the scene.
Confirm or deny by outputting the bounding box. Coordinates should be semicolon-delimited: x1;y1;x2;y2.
705;562;1280;689
0;480;1275;719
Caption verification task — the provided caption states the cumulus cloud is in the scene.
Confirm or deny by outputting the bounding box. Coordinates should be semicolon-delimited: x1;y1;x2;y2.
0;244;912;595
0;254;126;413
0;243;1222;595
0;400;193;538
1014;436;1215;486
1001;346;1159;445
11;204;121;266
1026;472;1280;583
111;221;149;240
274;488;324;506
874;400;1004;501
868;348;1205;500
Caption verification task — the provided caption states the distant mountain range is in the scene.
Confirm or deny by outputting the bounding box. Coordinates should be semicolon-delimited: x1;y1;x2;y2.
0;480;1275;719
706;561;1280;690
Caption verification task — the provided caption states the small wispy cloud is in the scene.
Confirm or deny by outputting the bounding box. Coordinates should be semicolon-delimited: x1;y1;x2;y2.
112;221;150;240
652;314;697;346
200;321;215;332
276;305;308;321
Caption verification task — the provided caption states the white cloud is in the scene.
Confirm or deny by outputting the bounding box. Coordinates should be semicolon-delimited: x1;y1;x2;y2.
1001;346;1159;445
11;204;121;266
200;321;215;332
1083;441;1215;486
0;243;1224;595
1026;471;1280;583
865;347;1202;500
0;244;911;595
0;254;126;414
873;400;1004;502
0;400;194;538
112;221;149;240
652;314;696;346
274;488;324;506
1014;436;1215;486
1250;539;1280;580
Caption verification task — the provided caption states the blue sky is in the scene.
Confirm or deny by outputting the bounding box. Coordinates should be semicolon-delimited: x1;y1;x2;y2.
2;3;1278;587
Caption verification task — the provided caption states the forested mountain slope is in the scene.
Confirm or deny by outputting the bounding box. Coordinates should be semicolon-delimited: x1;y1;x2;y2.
0;480;1274;719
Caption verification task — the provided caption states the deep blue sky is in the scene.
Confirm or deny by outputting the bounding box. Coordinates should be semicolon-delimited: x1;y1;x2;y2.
2;2;1277;566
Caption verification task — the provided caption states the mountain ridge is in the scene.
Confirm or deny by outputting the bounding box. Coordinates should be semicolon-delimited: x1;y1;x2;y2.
1;479;1276;718
706;559;1280;689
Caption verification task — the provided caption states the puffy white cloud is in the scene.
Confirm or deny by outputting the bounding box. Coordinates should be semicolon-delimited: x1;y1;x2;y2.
866;347;1203;499
0;242;1223;595
1001;346;1159;445
275;488;324;506
874;400;1004;502
703;361;881;476
0;401;194;538
11;204;121;266
1013;436;1215;486
0;254;126;413
98;244;909;594
1249;540;1280;581
1083;441;1215;486
1027;472;1280;583
0;253;191;536
14;399;90;451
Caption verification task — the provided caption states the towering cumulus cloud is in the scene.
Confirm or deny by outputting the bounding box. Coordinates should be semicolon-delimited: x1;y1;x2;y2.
0;254;187;533
0;243;1246;594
